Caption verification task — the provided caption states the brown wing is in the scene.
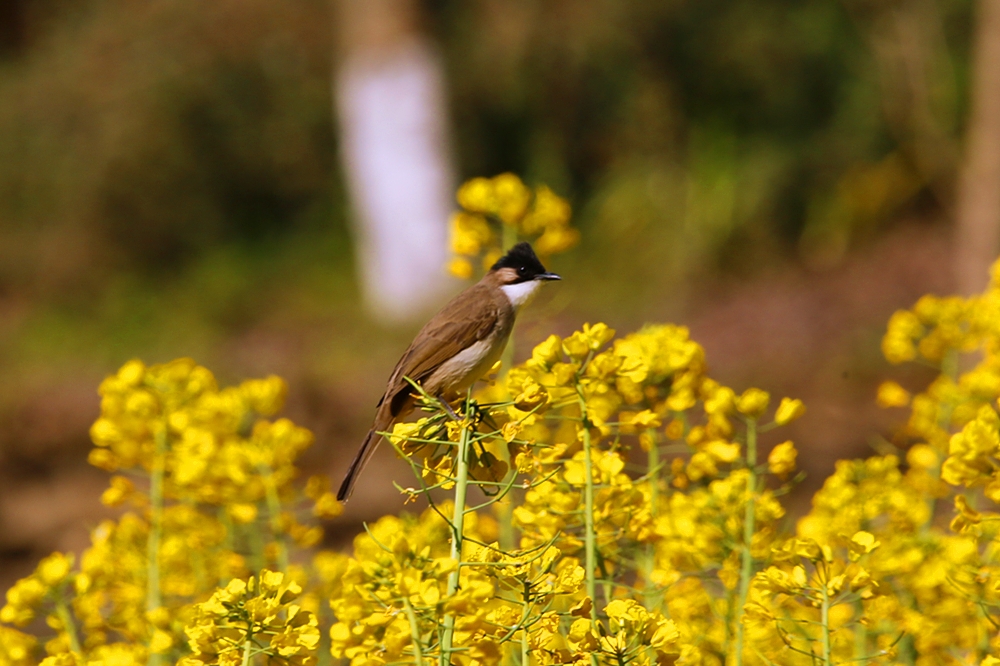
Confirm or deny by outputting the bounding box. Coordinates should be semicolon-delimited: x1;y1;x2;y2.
380;281;500;415
339;282;503;501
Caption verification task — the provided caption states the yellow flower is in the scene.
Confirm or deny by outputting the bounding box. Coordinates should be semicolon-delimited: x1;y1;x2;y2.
468;639;501;665
876;380;911;408
117;359;146;387
906;443;938;470
619;409;662;432
242;376;288;416
704;386;735;415
447;257;473;280
648;617;680;651
535;226;580;255
450;211;494;256
0;626;37;666
882;310;923;363
703;440;740;464
941;406;1000;487
1;577;46;626
767;441;797;478
227;503;258;524
513;381;549;411
850;531;880;555
522;185;571;234
491;172;531;225
736;388;770;418
529;334;563;368
773;397;806;425
313;492;344;519
149;629;174;653
456;177;496;214
100;476;136;507
36;553;73;588
562;323;616;359
38;656;76;666
567;618;599;651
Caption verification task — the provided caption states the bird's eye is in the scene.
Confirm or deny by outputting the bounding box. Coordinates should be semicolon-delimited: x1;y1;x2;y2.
518;265;527;275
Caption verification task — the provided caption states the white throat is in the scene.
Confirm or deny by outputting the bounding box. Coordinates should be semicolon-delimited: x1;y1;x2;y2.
501;280;543;309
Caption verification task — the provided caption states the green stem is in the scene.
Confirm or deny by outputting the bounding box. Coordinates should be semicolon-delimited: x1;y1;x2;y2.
578;394;598;622
403;598;426;666
317;600;332;666
54;596;82;655
853;599;867;664
260;464;289;571
574;375;600;666
521;622;530;666
147;424;168;666
248;512;266;573
733;418;758;666
647;429;660;518
820;573;832;666
643;429;660;611
219;508;236;587
498;497;515;552
441;406;473;666
242;635;254;666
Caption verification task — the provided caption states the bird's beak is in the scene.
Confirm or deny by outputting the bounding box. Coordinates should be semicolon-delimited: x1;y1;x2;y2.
537;272;561;281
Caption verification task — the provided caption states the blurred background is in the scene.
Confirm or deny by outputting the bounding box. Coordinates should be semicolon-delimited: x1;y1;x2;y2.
1;0;998;589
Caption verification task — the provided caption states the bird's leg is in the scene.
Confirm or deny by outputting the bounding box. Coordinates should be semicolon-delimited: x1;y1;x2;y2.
439;395;486;427
438;397;462;422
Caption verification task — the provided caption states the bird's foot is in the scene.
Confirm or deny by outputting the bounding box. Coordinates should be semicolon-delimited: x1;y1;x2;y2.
440;398;462;422
440;397;488;428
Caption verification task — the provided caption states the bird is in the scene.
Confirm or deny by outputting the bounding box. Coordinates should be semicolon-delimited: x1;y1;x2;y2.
337;242;561;501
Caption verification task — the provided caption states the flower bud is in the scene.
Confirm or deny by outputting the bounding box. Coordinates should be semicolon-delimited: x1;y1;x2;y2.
774;397;806;425
736;388;770;418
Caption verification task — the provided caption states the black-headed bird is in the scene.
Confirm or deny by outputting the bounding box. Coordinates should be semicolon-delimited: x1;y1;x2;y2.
337;242;560;500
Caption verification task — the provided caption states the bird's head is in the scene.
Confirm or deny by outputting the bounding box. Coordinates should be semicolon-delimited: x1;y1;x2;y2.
488;242;561;308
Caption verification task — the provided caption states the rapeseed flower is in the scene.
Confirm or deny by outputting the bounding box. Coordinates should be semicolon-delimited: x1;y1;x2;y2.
12;248;1000;665
450;174;578;278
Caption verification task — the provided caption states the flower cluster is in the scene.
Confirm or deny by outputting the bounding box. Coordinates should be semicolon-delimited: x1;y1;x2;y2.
328;507;505;665
568;599;679;665
89;359;332;519
744;532;882;663
179;570;319;666
380;318;806;665
10;189;1000;665
0;553;75;629
0;359;340;666
449;173;578;279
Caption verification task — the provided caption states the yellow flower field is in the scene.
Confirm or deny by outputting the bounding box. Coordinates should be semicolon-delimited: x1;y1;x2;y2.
4;177;1000;666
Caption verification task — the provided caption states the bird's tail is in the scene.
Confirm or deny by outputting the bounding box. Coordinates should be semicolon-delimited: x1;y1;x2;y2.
337;426;381;502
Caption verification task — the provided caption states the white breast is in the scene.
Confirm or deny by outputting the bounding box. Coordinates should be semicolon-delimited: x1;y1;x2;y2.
500;280;542;309
426;331;506;396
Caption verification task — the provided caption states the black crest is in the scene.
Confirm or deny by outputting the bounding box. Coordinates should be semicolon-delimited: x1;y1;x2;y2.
490;242;550;282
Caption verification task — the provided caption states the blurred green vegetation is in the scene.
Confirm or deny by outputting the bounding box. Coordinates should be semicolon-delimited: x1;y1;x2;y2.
0;0;975;371
443;0;970;297
0;0;345;386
